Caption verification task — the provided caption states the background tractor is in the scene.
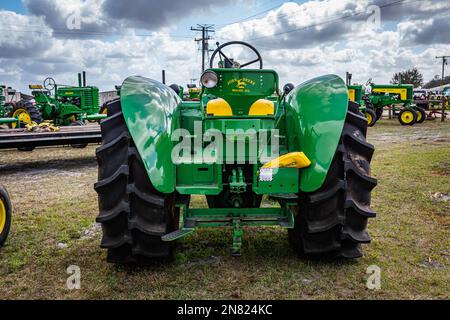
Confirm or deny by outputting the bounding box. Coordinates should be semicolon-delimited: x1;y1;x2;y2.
7;72;106;129
0;86;33;128
95;41;377;264
0;185;12;247
28;72;105;126
348;84;377;127
367;81;425;126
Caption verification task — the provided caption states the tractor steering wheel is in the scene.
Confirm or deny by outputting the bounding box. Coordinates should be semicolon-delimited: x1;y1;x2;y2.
44;77;56;91
210;41;263;69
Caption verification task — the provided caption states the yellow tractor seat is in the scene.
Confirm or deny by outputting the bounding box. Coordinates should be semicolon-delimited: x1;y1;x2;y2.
249;99;275;116
206;98;233;117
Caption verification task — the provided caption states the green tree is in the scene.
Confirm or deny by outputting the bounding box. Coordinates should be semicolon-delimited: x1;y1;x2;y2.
391;68;424;87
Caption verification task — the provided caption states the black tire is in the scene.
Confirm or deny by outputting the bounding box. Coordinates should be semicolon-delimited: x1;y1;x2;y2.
415;107;426;124
95;99;179;264
375;107;383;120
8;101;42;129
398;108;417;126
100;102;110;115
70;120;88;149
0;185;12;247
288;101;377;259
365;108;377;127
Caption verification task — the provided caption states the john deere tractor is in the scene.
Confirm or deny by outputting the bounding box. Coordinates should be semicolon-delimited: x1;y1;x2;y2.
0;86;36;128
348;84;377;127
10;72;105;129
0;185;12;247
367;81;425;126
95;41;377;264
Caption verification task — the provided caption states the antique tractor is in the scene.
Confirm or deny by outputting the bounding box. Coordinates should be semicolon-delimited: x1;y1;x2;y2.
348;84;377;126
95;41;377;264
0;185;12;247
9;72;105;129
0;86;24;127
368;81;426;126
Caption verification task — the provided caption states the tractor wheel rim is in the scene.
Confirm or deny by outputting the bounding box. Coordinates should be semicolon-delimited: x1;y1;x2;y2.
401;111;414;123
12;109;31;129
367;113;373;124
416;111;422;122
0;199;6;234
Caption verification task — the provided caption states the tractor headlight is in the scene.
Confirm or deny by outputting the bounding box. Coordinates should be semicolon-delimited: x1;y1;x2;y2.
201;71;218;89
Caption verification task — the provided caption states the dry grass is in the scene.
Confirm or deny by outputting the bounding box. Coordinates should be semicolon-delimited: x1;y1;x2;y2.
0;120;449;300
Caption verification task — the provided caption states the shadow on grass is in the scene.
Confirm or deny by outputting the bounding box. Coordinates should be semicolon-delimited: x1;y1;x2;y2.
106;227;357;274
0;157;96;173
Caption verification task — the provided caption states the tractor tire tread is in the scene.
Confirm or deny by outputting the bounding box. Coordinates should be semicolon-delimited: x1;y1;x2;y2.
288;101;377;259
95;100;177;264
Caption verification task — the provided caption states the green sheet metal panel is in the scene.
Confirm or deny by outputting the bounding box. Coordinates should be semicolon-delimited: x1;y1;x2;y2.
121;76;181;194
204;69;279;115
285;74;348;193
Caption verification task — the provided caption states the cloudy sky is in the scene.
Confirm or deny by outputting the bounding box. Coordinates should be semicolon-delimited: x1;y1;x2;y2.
0;0;449;92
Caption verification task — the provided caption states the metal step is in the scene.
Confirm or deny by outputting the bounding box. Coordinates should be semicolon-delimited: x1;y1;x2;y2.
161;229;194;242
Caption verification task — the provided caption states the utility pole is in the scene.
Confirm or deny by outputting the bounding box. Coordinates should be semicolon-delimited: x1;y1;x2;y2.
436;56;449;122
191;24;215;73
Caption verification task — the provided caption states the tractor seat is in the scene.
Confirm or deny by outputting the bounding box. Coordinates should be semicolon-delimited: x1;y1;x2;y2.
206;98;275;117
206;98;233;117
249;99;275;116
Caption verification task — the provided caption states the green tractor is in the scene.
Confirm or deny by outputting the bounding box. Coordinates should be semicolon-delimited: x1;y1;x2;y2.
0;86;19;123
0;185;12;247
186;84;201;101
95;41;377;264
10;72;105;129
348;84;378;127
367;81;426;126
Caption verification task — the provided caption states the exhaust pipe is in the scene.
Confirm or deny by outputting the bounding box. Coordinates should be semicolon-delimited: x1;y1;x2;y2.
78;73;82;87
83;71;87;87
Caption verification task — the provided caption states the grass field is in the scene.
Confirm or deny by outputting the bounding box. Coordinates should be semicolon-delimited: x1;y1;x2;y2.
0;120;449;300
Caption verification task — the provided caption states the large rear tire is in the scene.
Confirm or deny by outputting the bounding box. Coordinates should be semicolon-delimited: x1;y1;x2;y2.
365;108;377;127
95;99;179;264
415;107;426;124
0;185;12;247
8;101;42;129
288;101;377;259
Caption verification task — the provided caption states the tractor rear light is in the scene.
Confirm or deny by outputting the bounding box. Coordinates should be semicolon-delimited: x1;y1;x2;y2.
201;71;218;89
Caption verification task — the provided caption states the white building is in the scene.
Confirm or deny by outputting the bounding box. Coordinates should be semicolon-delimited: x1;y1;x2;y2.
99;91;119;106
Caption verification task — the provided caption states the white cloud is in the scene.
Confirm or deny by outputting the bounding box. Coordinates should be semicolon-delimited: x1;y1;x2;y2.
0;0;449;93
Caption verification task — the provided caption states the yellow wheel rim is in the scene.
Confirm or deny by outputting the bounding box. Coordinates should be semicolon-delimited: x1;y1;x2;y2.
366;113;373;125
102;108;108;115
0;198;6;234
12;109;32;129
416;111;422;122
401;111;414;124
68;115;77;123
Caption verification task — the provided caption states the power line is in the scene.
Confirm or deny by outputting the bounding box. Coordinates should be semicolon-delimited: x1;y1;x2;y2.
216;1;285;28
246;0;412;42
0;25;193;38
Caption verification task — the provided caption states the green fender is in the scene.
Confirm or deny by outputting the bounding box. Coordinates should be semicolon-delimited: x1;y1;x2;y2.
285;74;349;193
121;76;181;194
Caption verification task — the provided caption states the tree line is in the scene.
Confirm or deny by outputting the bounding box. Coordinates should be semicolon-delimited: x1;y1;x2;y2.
390;67;450;89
